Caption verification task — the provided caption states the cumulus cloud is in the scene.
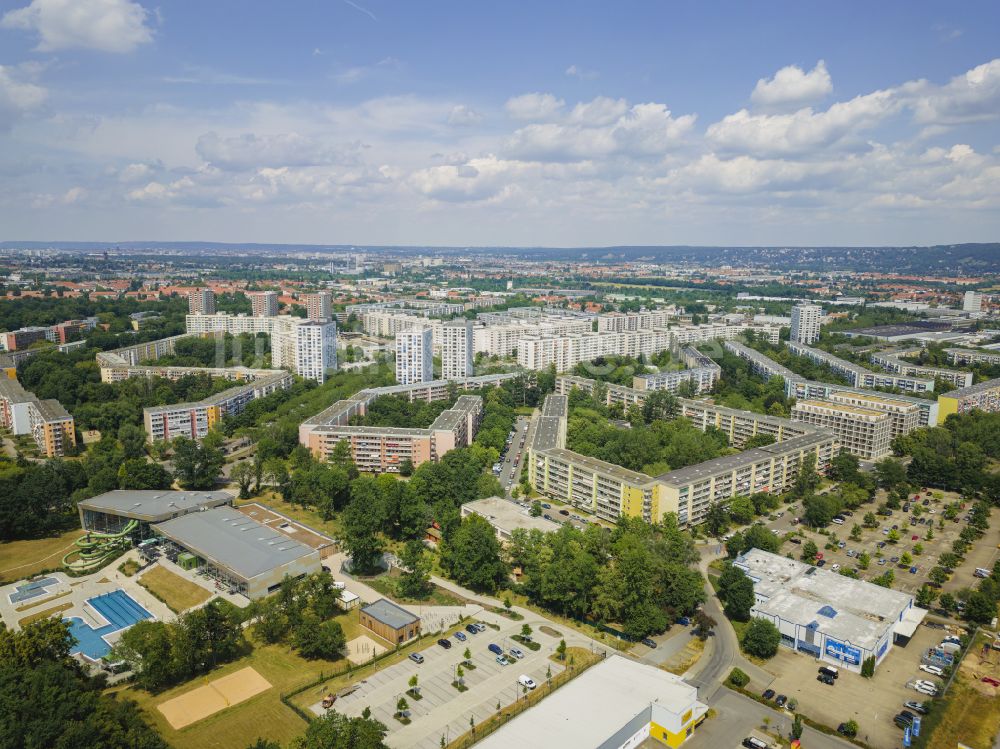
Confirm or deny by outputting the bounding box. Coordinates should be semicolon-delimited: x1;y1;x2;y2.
447;105;482;127
904;59;1000;125
2;0;153;53
0;64;46;130
751;60;833;110
504;92;564;121
195;132;362;171
565;64;598;80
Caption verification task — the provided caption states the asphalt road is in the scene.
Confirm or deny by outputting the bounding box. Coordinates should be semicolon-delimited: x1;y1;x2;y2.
497;416;528;496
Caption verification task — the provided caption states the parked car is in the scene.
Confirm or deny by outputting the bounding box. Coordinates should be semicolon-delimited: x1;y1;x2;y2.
816;559;826;567
473;622;487;632
518;675;537;690
910;566;919;574
465;624;479;635
982;676;1000;687
912;535;919;540
559;509;570;516
894;713;914;729
677;616;691;626
496;655;510;666
775;694;788;707
509;647;525;660
790;537;802;545
762;688;775;700
837;541;846;548
641;638;657;648
487;643;503;655
831;563;841;572
742;739;768;749
454;631;467;642
904;701;928;714
818;673;835;685
920;664;944;676
408;653;424;664
438;638;453;650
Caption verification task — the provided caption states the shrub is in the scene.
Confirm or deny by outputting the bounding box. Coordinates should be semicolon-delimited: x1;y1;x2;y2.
740;618;780;659
728;667;750;687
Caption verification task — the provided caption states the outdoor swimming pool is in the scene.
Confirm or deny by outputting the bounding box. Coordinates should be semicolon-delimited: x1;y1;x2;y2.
8;576;58;604
67;589;154;660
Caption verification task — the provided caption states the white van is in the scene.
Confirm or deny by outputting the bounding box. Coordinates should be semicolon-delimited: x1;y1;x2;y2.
831;517;845;525
517;675;536;690
975;567;991;578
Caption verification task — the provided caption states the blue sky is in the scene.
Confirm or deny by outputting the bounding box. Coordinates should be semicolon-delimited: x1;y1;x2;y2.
1;0;998;247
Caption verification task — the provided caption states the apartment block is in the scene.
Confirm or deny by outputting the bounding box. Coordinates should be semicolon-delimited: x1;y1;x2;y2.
790;303;822;344
299;394;482;472
294;321;338;383
143;371;292;442
0;378;76;457
304;291;332;321
787;342;934;393
870;349;973;389
2;326;48;351
596;310;675;332
724;340;801;382
396;327;433;385
249;291;279;317
441;319;474;381
826;391;920;440
945;348;1000;367
632;349;721;394
792;399;892;461
937;377;1000;424
474;318;592;358
188;288;216;314
786;378;939;428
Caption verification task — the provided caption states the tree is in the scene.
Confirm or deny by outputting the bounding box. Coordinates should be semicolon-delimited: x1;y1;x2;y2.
872;569;895;588
842;719;859;738
521;623;532;638
693;610;716;640
858;551;871;570
850;524;862;542
722;571;755;621
861;655;875;678
117;458;173;490
529;500;542;517
343;480;385;574
556;639;567;661
741;618;780;659
793;452;819;498
441;514;507;592
900;551;913;566
964;591;996;624
801;540;818;562
172;434;224;489
939;592;956;612
408;674;419;695
791;714;803;740
118;422;148;459
704;503;729;537
398;540;432;598
875;457;907;490
292;712;389;749
231;461;255;499
728;667;750;687
728;495;755;525
916;585;938;608
395;697;409;718
929;567;949;586
863;511;878;528
887;529;900;544
293;614;346;660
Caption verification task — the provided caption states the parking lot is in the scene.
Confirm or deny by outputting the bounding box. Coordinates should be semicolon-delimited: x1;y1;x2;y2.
755;620;948;749
310;617;566;749
762;490;1000;599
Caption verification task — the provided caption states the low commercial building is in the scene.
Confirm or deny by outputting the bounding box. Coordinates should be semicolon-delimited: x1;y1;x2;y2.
734;549;924;673
475;655;707;749
78;489;233;539
0;378;76;457
359;598;420;644
460;497;562;542
791;399;892;461
154;507;321;599
937;377;1000;424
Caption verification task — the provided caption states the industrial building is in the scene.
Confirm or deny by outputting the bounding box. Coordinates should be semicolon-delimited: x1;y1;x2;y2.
153;507;321;599
0;378;76;457
791;399;893;461
475;655;707;749
937;377;1000;424
734;549;924;673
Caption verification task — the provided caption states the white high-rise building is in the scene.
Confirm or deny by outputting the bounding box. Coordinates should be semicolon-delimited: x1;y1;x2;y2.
250;291;279;317
790;303;822;345
305;291;332;321
396;327;433;385
963;291;984;313
441;320;474;381
295;321;337;383
188;289;216;315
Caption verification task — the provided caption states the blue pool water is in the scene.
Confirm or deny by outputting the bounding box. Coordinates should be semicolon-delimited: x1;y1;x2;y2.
67;590;154;660
8;576;58;603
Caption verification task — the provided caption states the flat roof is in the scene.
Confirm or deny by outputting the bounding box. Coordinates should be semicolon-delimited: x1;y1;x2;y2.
35;398;72;421
795;399;889;419
737;549;913;650
360;598;419;629
474;655;705;749
941;376;1000;399
463;497;562;534
0;378;31;403
78;489;232;521
154;507;319;581
543;447;654;485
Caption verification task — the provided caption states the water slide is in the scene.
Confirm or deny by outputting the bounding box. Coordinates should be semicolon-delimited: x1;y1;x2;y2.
62;520;139;572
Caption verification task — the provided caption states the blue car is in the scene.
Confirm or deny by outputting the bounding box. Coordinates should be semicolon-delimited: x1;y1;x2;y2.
454;631;467;642
910;566;919;574
488;643;503;655
677;616;691;626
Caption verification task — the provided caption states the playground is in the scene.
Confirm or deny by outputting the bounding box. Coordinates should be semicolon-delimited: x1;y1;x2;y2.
62;520;137;573
157;666;272;729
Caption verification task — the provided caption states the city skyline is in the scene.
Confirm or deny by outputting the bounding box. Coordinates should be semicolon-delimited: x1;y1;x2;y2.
0;0;998;247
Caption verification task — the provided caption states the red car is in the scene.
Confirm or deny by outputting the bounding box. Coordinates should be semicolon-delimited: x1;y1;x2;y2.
912;535;919;541
982;677;1000;687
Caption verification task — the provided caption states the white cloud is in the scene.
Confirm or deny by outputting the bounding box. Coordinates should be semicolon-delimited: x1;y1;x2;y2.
751;60;833;110
568;96;627;126
0;64;47;130
195;132;361;171
707;89;898;156
504;92;564;121
447;105;482;127
904;59;1000;125
1;0;153;53
565;64;598;80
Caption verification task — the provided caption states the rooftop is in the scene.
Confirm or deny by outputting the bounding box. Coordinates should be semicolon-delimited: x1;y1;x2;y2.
360;598;419;629
474;655;705;749
34;398;72;421
154;507;319;580
462;497;563;534
794;399;890;420
78;489;232;521
941;376;1000;399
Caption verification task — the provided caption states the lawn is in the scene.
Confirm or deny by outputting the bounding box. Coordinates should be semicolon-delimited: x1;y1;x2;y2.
361;569;470;608
237;492;343;541
111;633;351;749
138;566;212;613
0;528;84;584
19;601;73;627
501;590;631;651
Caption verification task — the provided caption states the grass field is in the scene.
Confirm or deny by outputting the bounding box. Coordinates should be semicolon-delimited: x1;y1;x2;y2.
362;569;469;608
237;492;343;541
138;566;212;613
0;528;83;584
